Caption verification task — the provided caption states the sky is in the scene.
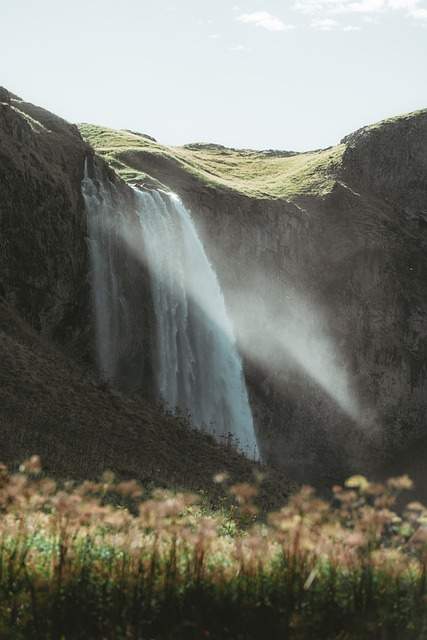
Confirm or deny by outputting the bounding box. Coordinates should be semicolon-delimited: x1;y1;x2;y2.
1;0;426;151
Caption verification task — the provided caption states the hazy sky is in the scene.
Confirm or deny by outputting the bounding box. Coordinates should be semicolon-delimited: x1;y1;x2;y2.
1;0;426;150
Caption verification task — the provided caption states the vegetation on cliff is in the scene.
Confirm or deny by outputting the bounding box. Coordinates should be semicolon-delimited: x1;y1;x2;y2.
1;458;427;639
79;108;427;201
79;123;345;199
2;88;292;503
3;90;427;638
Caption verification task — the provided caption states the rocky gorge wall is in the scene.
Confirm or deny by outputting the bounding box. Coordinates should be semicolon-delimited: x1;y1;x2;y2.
2;85;427;489
114;111;427;485
0;87;90;349
0;88;156;395
1;88;287;497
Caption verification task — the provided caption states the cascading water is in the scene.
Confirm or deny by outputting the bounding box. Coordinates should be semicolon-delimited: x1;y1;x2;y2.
134;188;258;459
82;163;122;381
82;163;259;459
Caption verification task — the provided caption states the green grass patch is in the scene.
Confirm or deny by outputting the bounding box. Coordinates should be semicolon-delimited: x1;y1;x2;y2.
80;108;427;199
79;123;345;200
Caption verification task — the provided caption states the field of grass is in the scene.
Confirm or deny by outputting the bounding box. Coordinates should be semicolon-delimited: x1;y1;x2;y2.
2;457;427;639
79;123;345;200
80;109;427;201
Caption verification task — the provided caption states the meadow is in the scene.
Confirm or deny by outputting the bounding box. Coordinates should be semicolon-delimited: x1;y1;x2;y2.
79;123;344;200
0;457;427;639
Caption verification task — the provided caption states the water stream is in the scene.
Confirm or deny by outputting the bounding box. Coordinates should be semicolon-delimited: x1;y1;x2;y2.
82;165;259;459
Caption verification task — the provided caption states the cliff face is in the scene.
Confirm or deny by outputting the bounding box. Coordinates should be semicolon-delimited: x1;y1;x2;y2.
341;110;427;209
0;89;156;391
0;88;92;349
2;84;426;489
81;109;427;484
1;88;292;498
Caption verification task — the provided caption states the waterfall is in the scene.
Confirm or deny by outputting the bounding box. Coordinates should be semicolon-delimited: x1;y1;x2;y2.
82;164;123;381
82;164;259;460
134;188;259;459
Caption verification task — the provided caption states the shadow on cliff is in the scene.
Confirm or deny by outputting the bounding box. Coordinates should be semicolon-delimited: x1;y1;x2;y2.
0;298;292;509
104;193;378;486
111;109;427;495
228;278;382;486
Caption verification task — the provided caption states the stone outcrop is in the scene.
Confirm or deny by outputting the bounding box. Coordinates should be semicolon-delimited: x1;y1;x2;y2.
0;88;156;392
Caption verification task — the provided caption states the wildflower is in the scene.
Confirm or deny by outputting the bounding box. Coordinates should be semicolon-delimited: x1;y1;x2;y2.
253;470;265;484
406;501;425;512
19;455;42;475
213;472;229;484
269;511;301;532
365;482;386;496
387;475;414;491
371;548;408;575
115;480;143;499
334;490;358;505
0;457;425;637
345;532;366;548
229;483;258;503
345;475;370;492
374;494;396;509
101;470;115;484
39;479;57;495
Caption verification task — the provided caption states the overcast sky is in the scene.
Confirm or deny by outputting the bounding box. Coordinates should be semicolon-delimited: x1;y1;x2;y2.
1;0;426;150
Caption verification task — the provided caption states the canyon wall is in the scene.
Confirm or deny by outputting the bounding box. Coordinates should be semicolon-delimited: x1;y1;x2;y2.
0;87;285;497
0;88;156;393
2;84;427;488
106;111;427;484
0;87;90;349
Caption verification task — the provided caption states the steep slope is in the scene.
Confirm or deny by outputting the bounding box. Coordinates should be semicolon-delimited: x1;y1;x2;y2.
81;109;427;485
0;298;290;507
0;88;91;349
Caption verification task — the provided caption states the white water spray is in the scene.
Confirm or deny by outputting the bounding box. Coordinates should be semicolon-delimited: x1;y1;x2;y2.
82;164;259;459
134;188;259;459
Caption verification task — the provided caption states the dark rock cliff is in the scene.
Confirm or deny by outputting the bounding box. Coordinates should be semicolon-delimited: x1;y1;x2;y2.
101;110;427;485
0;88;292;498
0;87;92;350
2;85;426;491
0;88;155;391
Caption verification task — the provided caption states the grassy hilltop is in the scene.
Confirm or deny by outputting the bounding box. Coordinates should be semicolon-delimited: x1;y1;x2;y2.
79;123;345;199
79;108;427;200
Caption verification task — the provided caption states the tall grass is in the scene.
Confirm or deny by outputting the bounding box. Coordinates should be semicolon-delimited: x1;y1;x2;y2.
1;458;427;639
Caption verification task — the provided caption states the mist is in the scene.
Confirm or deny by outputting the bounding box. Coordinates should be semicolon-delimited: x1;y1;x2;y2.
115;188;366;429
